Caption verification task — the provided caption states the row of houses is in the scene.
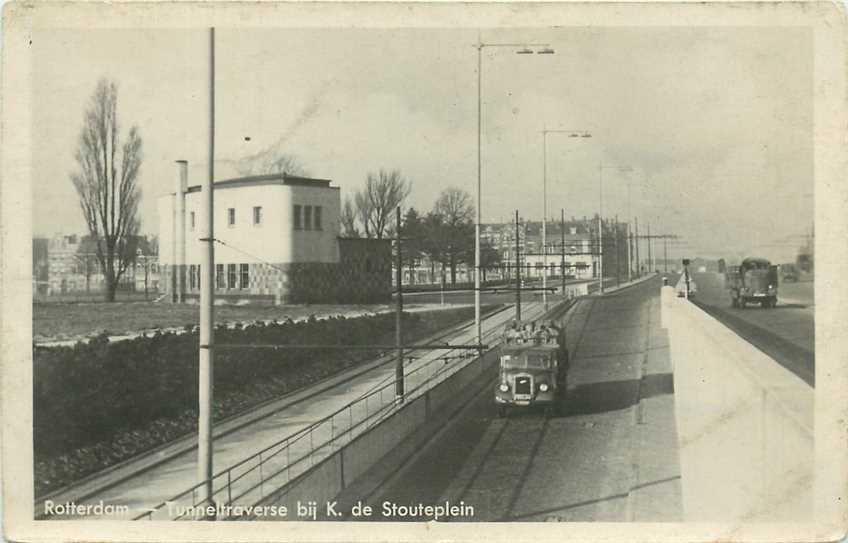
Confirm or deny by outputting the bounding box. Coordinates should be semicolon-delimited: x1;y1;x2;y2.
33;234;160;297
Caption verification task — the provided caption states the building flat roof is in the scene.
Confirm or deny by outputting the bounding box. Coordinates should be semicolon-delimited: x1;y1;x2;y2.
186;173;334;193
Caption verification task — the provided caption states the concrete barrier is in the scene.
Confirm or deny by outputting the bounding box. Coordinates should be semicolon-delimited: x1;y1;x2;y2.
662;295;813;522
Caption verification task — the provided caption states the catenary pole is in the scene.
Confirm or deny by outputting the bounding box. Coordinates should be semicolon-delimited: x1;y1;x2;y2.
561;209;566;297
647;222;652;273
598;164;604;294
395;206;404;400
635;217;640;277
515;210;521;321
198;26;215;514
542;130;548;310
615;214;620;287
474;38;482;352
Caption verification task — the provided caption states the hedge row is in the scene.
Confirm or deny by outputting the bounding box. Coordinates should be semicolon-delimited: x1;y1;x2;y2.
33;307;485;495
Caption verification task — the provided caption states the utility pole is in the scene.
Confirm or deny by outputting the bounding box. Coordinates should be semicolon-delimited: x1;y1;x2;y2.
197;26;215;515
647;222;652;273
474;36;482;353
560;209;566;297
615;215;620;287
542;129;548;311
514;210;521;321
598;164;604;294
624;221;633;281
635;217;640;277
395;206;404;400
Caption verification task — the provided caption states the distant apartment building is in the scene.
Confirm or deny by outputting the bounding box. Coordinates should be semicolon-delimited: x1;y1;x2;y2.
33;238;49;295
394;218;619;287
158;172;391;304
41;234;159;295
481;219;599;280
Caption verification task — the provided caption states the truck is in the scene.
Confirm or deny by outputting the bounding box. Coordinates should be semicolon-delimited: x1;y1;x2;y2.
780;263;799;282
495;320;569;417
725;257;779;309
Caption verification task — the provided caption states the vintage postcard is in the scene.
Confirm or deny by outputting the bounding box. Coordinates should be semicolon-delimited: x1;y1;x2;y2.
2;1;847;542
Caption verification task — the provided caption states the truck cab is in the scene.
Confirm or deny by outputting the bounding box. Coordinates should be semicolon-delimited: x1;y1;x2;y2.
726;257;778;308
495;321;568;417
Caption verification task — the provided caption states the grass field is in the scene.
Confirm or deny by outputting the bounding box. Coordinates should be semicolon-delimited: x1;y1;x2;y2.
33;301;400;341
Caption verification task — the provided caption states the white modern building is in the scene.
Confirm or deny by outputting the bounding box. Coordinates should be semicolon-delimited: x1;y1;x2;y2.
158;170;390;304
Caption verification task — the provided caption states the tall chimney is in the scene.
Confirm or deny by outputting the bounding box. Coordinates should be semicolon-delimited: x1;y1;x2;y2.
171;193;177;303
176;160;188;303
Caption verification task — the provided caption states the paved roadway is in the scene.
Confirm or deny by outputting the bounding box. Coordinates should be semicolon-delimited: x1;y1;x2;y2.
44;299;547;520
342;277;684;522
686;272;814;386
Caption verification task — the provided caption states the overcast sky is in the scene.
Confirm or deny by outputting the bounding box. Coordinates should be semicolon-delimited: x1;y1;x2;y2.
32;26;813;262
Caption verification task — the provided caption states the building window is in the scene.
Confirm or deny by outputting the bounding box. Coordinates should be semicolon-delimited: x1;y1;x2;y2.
228;208;236;227
304;206;312;230
253;206;262;226
293;205;302;230
240;264;249;289
216;264;224;288
190;212;195;231
314;206;322;230
227;264;236;289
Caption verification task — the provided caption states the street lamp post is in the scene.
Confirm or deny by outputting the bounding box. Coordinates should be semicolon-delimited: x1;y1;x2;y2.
475;36;553;340
541;128;591;310
598;164;604;294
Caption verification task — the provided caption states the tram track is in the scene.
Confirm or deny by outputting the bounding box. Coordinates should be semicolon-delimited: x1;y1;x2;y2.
36;304;515;518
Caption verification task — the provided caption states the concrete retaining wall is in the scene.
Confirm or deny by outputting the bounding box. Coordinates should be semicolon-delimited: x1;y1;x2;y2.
251;345;501;519
662;287;814;522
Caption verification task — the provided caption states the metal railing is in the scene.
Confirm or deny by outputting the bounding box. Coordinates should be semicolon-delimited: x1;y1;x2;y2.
135;304;545;520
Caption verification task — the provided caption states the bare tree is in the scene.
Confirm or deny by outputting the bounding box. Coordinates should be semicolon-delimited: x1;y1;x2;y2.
70;78;143;302
432;187;475;285
353;169;411;239
434;187;474;226
340;195;361;237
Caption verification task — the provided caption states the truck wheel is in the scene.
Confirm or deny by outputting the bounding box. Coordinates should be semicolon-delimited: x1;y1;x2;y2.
739;299;747;309
731;297;738;308
497;406;507;418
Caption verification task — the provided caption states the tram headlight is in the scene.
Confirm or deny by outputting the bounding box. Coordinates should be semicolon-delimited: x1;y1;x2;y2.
498;383;509;392
538;383;549;392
